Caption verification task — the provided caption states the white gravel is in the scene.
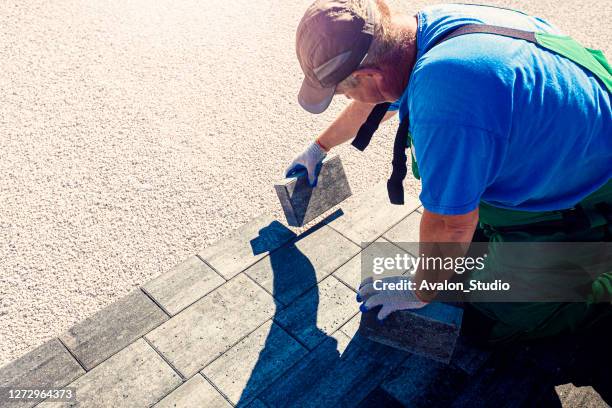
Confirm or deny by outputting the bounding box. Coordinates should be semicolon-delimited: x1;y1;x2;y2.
1;0;610;367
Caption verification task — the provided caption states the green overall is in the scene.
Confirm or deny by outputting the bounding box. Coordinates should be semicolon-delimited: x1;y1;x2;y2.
406;28;612;343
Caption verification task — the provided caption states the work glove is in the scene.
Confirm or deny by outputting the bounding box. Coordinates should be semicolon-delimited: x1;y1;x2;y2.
285;141;326;187
357;275;426;321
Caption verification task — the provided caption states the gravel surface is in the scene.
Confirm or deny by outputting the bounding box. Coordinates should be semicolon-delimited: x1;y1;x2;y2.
1;0;610;367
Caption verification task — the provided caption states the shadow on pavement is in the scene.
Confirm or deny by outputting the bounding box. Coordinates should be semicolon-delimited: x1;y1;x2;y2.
235;215;612;407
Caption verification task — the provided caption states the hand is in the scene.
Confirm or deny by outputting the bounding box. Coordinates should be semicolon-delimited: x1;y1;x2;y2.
357;275;426;321
285;141;327;187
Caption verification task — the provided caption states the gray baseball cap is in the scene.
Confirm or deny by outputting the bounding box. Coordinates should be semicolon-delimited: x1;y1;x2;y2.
296;0;379;114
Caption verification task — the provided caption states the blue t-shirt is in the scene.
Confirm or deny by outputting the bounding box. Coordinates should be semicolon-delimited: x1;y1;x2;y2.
389;4;611;215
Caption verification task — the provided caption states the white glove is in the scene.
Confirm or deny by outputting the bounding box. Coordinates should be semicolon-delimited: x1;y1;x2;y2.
357;275;426;321
285;141;327;187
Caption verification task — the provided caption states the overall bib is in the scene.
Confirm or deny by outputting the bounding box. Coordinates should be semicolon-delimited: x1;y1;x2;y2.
354;24;612;343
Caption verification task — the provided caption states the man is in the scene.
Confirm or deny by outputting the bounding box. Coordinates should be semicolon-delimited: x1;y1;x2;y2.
286;0;611;343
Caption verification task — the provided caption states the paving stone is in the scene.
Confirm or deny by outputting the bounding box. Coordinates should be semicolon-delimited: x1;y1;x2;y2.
339;312;361;339
382;354;469;407
274;276;357;350
356;386;405;408
275;154;352;227
555;384;609;408
260;331;407;408
203;321;307;406
333;238;410;292
450;336;493;375
154;375;231;408
143;255;225;316
59;290;168;370
383;210;422;251
449;354;558;408
199;215;296;279
245;225;361;306
331;254;362;293
327;181;420;247
0;339;84;408
246;399;269;408
146;274;276;378
37;339;180;408
359;303;463;364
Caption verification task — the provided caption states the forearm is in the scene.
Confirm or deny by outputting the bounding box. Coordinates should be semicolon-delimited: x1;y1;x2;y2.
414;208;479;302
317;101;397;151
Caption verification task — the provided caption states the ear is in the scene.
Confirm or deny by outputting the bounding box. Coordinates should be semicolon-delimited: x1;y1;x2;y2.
352;67;383;79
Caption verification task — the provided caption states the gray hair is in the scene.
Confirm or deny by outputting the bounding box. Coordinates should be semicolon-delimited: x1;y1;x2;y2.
337;0;398;90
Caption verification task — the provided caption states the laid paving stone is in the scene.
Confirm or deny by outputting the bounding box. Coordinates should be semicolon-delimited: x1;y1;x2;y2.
339;312;361;339
332;253;362;293
59;290;168;370
245;225;361;306
327;181;420;247
381;354;469;407
450;336;493;375
359;303;464;364
154;375;231;408
356;386;405;408
37;339;180;408
199;215;295;279
383;210;422;252
246;399;269;408
143;255;225;316
203;320;307;406
333;238;409;292
0;339;84;408
260;331;406;408
275;154;352;227
555;384;609;408
274;276;357;350
146;274;275;378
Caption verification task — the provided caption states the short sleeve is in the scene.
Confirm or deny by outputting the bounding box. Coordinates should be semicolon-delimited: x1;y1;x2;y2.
411;123;504;215
388;100;401;111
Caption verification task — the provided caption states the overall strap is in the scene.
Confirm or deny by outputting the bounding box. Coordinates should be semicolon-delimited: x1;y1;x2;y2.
351;102;391;151
432;24;537;47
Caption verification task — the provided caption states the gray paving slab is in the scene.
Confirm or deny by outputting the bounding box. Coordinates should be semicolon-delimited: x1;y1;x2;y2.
146;274;276;378
555;384;609;408
338;239;416;295
275;154;352;227
331;253;362;293
327;181;420;247
359;303;463;364
199;215;295;279
259;331;407;408
339;312;361;340
450;337;493;375
245;225;361;306
246;399;269;408
37;339;180;408
59;290;168;371
274;276;357;350
381;354;469;407
203;320;307;406
0;339;84;408
154;375;231;408
383;210;422;251
143;255;225;316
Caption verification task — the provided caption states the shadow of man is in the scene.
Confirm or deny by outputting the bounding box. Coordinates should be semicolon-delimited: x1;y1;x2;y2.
235;214;407;407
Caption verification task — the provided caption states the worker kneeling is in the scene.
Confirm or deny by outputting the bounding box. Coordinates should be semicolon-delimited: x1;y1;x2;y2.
287;0;612;343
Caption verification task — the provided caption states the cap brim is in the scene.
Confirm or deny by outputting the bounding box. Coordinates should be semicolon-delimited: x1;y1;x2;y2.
298;79;336;114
